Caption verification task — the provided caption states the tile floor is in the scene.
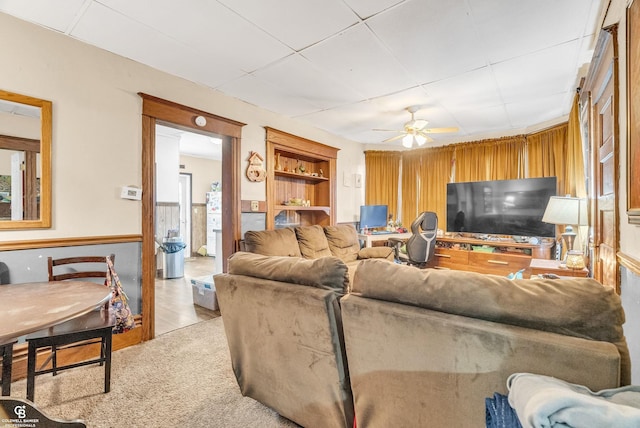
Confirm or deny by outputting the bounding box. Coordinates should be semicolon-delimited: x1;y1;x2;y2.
154;256;220;336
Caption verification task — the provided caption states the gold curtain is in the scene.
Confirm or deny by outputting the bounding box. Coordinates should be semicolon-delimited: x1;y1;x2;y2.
400;150;422;227
417;146;455;230
364;150;401;219
526;124;569;194
365;117;585;232
566;94;587;198
454;136;526;182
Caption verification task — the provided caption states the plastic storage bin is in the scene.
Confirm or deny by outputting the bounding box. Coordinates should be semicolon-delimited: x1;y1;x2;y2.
191;275;218;310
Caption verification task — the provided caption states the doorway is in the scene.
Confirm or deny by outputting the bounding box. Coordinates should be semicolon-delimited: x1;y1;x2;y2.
140;93;244;341
154;123;224;335
179;173;191;256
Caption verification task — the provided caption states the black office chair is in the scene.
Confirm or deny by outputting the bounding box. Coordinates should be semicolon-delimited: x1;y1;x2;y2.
390;212;438;267
25;255;116;402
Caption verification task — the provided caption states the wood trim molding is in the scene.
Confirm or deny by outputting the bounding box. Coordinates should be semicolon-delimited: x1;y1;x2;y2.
619;252;640;276
139;93;245;138
139;94;243;341
0;235;142;252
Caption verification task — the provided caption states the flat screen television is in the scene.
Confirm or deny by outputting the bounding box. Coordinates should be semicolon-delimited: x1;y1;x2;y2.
359;205;388;230
446;177;557;237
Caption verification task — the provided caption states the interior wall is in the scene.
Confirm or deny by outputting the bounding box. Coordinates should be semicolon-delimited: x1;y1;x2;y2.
155;134;180;203
602;0;640;383
0;12;364;243
180;155;222;204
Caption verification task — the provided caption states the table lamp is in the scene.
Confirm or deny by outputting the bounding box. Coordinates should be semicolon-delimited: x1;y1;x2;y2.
541;196;587;264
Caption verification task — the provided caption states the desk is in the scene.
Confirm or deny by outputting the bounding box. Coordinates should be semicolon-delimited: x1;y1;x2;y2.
358;232;411;248
529;258;589;278
0;281;111;396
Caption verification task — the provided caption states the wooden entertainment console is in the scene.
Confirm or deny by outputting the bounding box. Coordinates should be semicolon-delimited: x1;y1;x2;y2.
425;235;554;276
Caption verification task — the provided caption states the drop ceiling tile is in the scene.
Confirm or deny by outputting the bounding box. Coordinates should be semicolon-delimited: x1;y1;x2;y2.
70;2;244;87
217;0;359;51
366;0;487;84
492;40;579;105
253;54;364;111
505;92;568;129
469;0;599;64
0;0;86;32
343;0;405;19
369;86;432;116
218;74;319;117
422;67;503;111
99;0;293;73
452;104;511;136
301;101;389;137
301;23;416;99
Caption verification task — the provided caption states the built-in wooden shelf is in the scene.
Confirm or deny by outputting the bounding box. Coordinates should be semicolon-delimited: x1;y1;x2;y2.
266;128;338;229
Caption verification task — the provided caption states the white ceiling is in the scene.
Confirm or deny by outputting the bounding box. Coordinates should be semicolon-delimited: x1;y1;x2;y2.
0;0;605;148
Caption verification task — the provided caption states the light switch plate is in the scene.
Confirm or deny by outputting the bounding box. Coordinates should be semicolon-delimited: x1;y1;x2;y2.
250;200;259;211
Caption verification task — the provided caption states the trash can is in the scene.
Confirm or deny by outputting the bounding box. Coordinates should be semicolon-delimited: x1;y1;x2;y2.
162;237;186;279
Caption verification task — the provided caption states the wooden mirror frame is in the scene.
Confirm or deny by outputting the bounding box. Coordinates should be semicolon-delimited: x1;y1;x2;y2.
0;90;51;229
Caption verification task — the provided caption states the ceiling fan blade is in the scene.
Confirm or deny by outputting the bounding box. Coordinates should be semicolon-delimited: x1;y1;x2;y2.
416;132;434;144
383;134;405;143
412;119;429;130
423;127;459;134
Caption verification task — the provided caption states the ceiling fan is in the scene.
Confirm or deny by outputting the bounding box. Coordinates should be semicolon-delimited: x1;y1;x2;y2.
374;106;459;148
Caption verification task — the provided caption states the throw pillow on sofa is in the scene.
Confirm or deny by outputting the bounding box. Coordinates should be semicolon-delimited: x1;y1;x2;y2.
244;227;302;257
295;225;333;259
324;224;362;263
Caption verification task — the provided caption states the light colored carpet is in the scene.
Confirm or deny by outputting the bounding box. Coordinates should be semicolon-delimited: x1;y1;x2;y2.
10;318;300;428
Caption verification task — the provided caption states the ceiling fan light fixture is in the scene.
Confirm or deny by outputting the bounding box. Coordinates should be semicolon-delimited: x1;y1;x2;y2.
402;134;413;148
415;134;427;146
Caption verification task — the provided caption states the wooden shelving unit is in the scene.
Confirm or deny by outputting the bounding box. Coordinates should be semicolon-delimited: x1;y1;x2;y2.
265;128;338;229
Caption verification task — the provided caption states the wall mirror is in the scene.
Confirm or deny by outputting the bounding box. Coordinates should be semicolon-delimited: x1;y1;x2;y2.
0;89;51;229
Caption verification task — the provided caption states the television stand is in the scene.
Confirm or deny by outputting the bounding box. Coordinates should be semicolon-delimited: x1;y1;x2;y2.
426;236;554;276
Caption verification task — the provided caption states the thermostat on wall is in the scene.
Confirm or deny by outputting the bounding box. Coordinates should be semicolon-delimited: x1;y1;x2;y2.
121;186;142;200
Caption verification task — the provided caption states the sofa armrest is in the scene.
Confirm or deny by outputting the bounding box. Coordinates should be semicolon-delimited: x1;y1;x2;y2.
357;246;394;261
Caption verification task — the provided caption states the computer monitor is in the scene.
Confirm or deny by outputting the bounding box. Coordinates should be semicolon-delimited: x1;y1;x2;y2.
359;205;388;230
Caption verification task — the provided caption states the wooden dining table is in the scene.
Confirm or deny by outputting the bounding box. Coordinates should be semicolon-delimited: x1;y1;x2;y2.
0;281;112;396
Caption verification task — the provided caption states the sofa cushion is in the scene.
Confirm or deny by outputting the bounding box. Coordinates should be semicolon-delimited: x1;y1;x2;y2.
295;225;332;259
352;259;630;385
228;251;349;293
244;228;302;257
357;245;394;261
324;224;361;263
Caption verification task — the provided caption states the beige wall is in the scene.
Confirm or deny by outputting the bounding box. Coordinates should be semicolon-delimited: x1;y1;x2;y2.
179;155;222;204
0;12;365;242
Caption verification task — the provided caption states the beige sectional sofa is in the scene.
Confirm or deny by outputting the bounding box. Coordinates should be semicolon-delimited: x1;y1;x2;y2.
215;251;629;428
243;224;394;283
215;252;353;428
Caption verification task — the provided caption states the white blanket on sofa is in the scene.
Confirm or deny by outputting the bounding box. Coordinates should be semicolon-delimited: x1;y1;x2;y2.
507;373;640;428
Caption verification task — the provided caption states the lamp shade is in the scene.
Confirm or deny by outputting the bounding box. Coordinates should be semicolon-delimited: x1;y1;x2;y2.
541;196;587;226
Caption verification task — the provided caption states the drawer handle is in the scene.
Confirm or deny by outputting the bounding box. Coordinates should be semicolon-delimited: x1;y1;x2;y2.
488;259;509;265
435;254;451;258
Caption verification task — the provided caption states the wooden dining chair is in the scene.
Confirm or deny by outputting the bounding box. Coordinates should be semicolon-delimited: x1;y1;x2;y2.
25;255;116;402
0;341;15;396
